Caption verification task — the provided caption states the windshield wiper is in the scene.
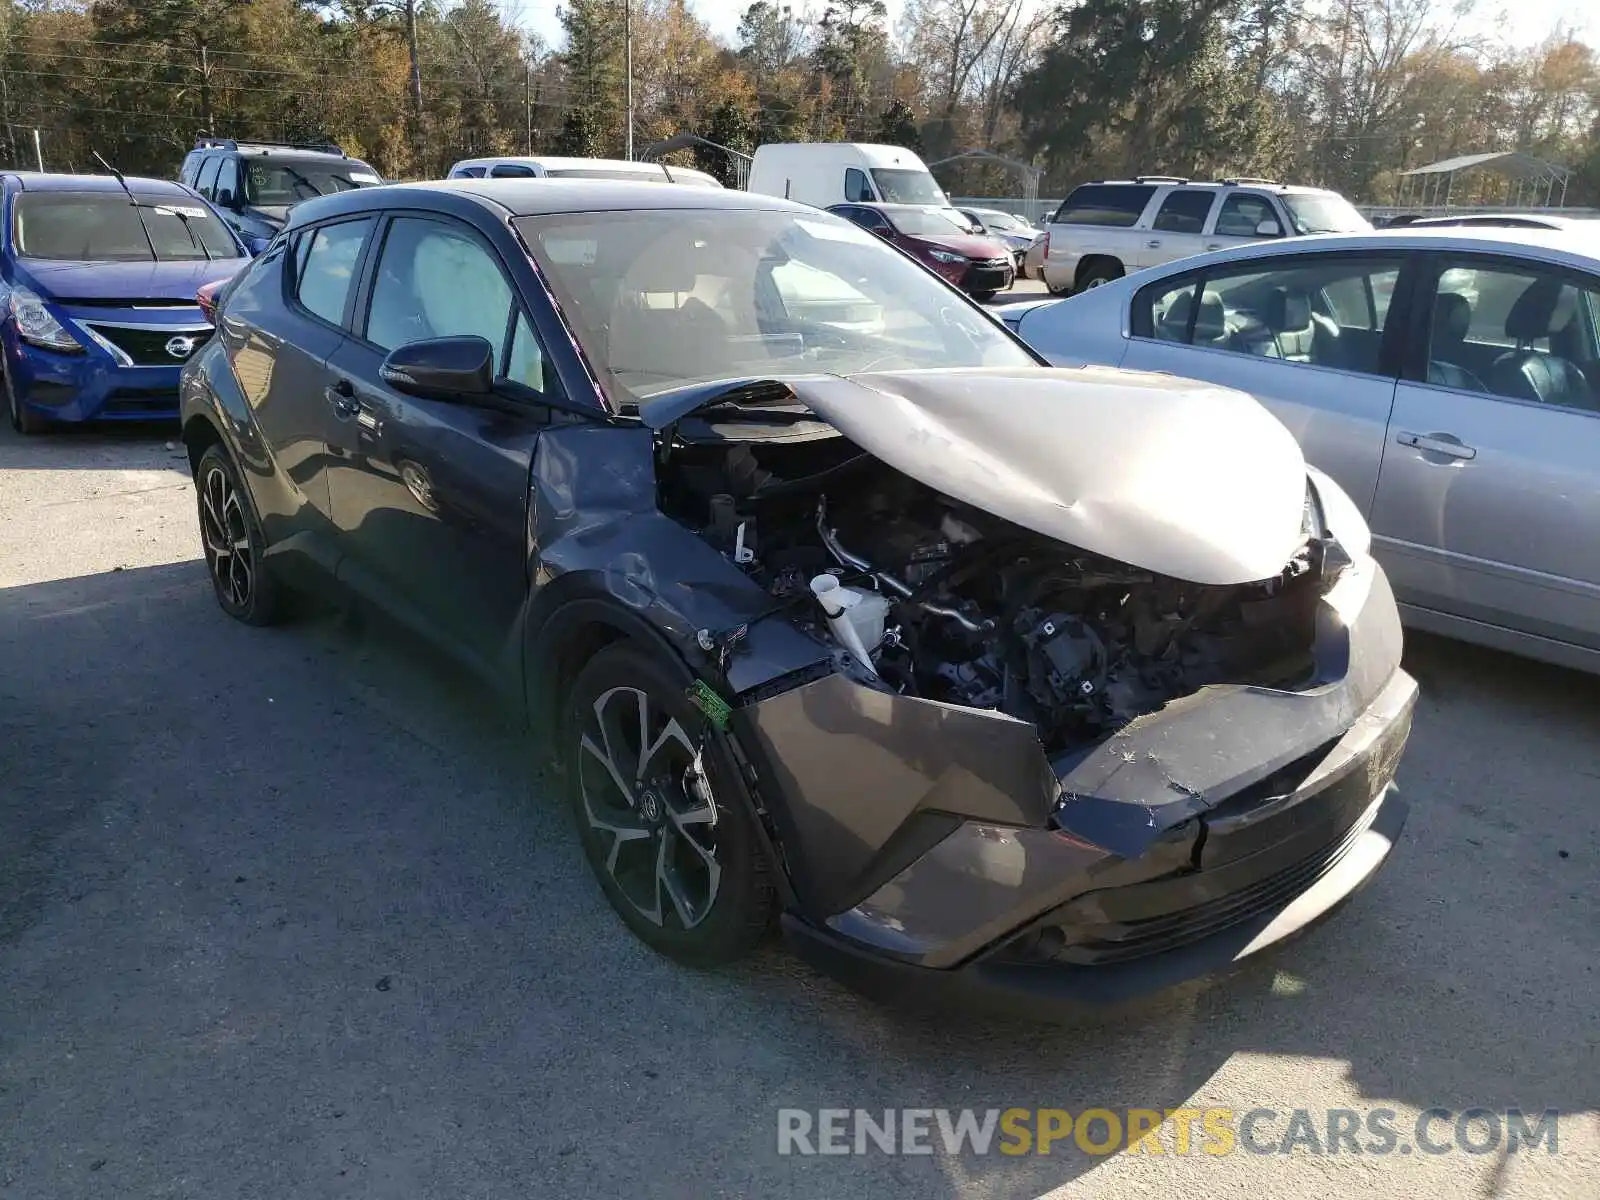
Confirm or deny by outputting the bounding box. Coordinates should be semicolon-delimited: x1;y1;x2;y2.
281;164;326;198
149;204;214;261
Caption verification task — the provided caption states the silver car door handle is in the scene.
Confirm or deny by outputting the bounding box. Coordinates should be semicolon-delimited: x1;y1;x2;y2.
1396;430;1476;460
1146;239;1162;248
1205;243;1222;250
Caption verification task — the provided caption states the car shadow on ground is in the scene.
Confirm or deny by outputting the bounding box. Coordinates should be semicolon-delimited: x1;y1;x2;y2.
0;420;187;472
1;563;1595;1198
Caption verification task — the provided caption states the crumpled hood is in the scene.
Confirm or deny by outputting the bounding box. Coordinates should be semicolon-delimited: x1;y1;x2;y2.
647;366;1310;586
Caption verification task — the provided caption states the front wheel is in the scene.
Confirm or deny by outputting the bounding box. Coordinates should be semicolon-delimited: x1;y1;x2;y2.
1075;260;1124;292
566;642;776;966
195;442;284;626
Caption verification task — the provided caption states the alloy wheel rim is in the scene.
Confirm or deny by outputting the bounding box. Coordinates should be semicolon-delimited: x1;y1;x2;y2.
199;464;253;609
577;685;722;929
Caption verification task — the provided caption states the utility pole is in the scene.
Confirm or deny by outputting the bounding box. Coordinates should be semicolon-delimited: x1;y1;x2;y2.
32;126;42;171
623;0;634;160
524;59;532;154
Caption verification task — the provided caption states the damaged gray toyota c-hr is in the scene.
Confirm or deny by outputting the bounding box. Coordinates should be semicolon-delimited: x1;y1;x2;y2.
179;180;1415;1016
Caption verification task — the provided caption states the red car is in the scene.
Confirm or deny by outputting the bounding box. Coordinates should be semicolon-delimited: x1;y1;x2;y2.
827;202;1016;301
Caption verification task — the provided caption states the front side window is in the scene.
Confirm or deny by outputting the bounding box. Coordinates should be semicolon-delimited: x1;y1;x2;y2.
364;216;545;392
1134;255;1403;375
13;192;243;262
843;168;874;203
214;159;240;205
1424;259;1600;409
1052;184;1155;228
195;157;221;198
1151;189;1216;234
1215;193;1281;238
516;207;1034;404
292;217;375;326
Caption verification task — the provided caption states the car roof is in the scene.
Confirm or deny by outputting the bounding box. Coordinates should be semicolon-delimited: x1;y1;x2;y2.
4;172;194;196
210;144;353;162
1137;224;1600;274
286;178;812;227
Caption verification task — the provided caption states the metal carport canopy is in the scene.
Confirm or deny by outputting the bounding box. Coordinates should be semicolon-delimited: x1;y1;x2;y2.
1397;151;1570;181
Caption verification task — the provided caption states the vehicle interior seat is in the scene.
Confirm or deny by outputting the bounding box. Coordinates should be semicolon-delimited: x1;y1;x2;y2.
1426;292;1487;391
608;239;729;381
1159;288;1227;346
1234;287;1340;364
1490;278;1590;407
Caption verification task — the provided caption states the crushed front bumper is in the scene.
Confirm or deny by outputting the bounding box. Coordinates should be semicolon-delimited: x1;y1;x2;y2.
741;558;1416;1015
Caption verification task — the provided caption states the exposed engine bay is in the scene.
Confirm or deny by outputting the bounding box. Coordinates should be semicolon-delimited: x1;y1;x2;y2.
662;435;1334;757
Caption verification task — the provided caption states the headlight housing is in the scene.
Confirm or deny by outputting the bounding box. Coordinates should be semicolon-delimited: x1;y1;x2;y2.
928;249;967;265
9;286;82;353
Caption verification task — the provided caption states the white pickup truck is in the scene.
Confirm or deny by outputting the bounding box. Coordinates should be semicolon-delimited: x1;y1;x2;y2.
1038;177;1371;295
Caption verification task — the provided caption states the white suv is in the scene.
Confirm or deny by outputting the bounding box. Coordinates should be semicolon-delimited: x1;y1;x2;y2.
1039;177;1370;295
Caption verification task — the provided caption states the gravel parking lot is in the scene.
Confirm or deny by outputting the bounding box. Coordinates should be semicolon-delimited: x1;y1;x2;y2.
2;421;1596;1200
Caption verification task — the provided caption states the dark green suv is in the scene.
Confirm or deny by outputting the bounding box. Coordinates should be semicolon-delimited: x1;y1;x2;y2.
177;138;383;253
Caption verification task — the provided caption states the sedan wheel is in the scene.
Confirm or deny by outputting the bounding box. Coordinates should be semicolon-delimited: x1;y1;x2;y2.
195;442;283;625
5;370;46;435
566;642;775;965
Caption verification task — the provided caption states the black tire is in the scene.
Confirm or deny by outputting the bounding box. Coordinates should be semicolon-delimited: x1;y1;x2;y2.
971;290;998;303
565;642;776;966
195;442;284;626
5;369;47;435
1075;260;1124;293
1045;276;1074;297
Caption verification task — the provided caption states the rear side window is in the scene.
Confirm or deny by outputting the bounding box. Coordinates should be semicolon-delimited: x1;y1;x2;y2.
489;163;538;178
1052;185;1155;227
1151;189;1215;234
292;217;374;327
453;166;487;178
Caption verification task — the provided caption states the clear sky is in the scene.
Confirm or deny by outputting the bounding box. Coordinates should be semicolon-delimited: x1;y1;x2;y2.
496;0;1589;61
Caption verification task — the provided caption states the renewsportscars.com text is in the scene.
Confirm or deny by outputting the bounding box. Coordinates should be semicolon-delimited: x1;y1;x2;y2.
776;1107;1563;1158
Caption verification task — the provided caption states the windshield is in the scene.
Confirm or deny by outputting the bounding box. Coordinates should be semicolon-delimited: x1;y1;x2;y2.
14;192;242;261
974;210;1027;232
871;168;946;206
886;207;971;238
244;160;381;205
1281;193;1371;235
515;207;1034;404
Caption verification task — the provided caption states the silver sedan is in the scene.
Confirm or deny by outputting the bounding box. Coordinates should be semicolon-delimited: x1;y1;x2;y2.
1012;225;1600;674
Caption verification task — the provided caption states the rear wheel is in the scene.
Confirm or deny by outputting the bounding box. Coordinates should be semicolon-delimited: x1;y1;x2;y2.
195;442;284;626
5;370;47;435
1075;259;1124;293
566;642;776;966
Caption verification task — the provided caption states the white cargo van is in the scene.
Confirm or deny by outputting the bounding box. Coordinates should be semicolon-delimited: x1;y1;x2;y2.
746;143;947;209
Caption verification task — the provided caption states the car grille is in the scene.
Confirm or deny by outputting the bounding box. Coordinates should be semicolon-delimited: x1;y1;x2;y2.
103;387;179;415
81;321;210;366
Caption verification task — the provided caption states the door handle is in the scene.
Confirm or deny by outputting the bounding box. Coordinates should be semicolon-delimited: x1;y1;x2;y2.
1205;243;1222;251
1396;430;1476;460
325;377;359;417
1146;239;1162;248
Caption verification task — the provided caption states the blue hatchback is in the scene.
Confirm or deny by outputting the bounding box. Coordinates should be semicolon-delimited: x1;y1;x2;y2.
2;173;248;433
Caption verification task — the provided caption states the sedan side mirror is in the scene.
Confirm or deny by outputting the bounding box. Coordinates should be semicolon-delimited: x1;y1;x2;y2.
245;235;270;256
872;225;895;240
380;336;494;401
1256;219;1283;237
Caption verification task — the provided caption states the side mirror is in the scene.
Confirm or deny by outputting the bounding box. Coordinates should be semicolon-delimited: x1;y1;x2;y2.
1256;219;1282;237
380;336;494;401
245;235;270;255
215;188;237;210
872;225;895;240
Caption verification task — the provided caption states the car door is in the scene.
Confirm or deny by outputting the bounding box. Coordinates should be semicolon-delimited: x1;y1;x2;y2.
323;211;558;677
1135;188;1217;270
1203;191;1284;256
1121;250;1410;511
1367;252;1600;651
213;157;244;235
